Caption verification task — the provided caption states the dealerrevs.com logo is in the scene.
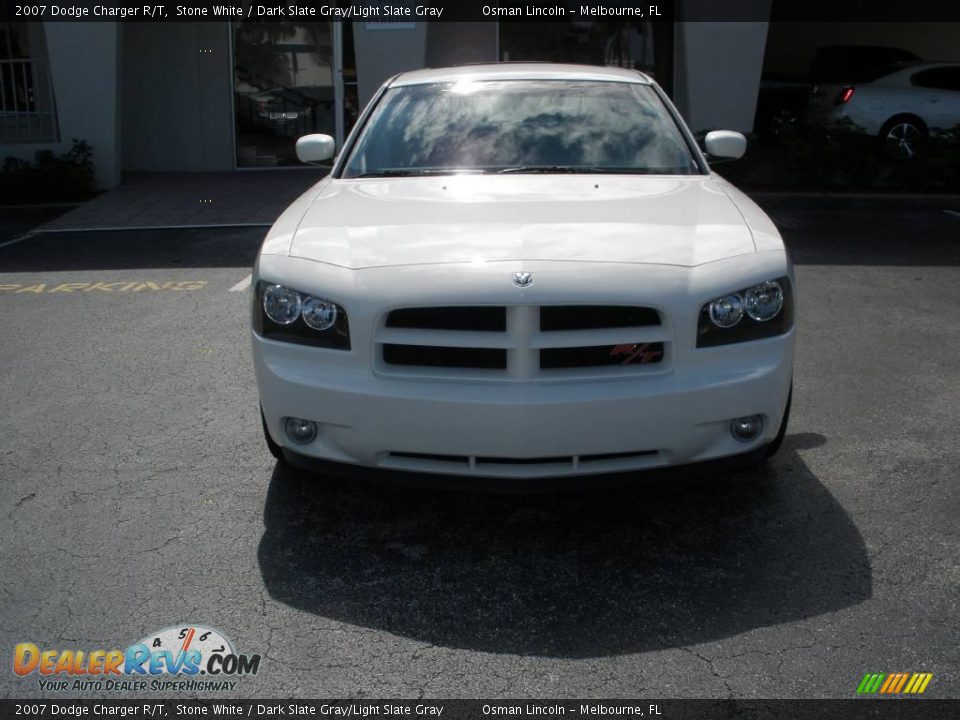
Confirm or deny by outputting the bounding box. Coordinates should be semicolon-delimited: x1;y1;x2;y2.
13;624;262;693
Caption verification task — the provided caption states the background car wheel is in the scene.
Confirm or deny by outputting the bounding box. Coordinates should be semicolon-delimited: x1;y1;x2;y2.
769;108;799;138
880;116;927;159
764;386;792;459
261;408;284;461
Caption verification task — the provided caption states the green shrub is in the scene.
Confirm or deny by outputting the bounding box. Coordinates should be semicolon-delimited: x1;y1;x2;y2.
0;140;96;204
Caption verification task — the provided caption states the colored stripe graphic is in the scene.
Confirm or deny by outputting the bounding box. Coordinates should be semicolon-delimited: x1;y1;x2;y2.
858;672;932;694
906;673;933;694
857;673;885;693
893;673;910;693
880;673;908;693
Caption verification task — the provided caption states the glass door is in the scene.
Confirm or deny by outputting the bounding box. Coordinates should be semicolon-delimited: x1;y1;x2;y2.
233;17;337;167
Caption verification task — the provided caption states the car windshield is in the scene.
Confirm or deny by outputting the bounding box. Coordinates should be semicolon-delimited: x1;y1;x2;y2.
340;79;700;178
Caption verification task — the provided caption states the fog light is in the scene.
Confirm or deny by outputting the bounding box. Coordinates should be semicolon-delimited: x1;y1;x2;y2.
730;415;764;442
284;417;318;444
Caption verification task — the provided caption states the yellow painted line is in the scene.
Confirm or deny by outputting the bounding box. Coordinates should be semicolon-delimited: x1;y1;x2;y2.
0;280;207;294
904;674;920;693
916;673;933;694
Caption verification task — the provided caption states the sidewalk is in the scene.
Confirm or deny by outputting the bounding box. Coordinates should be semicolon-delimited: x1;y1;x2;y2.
37;170;326;232
30;172;959;234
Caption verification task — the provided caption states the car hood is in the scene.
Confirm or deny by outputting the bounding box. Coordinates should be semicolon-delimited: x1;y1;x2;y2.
286;175;756;269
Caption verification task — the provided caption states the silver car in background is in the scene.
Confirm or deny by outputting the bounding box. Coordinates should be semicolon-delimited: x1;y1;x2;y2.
806;61;960;157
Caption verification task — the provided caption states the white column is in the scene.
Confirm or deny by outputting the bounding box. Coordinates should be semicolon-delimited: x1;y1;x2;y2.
43;22;122;188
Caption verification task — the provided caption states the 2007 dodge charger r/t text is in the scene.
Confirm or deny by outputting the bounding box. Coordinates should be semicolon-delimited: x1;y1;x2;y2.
251;64;795;484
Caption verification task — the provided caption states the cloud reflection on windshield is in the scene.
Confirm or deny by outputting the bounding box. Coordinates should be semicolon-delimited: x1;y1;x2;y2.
344;80;697;176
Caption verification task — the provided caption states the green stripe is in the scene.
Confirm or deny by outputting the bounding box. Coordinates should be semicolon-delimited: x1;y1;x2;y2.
856;674;874;693
868;674;886;693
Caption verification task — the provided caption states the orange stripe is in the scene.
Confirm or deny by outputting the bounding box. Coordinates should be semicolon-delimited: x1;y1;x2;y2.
893;673;910;693
181;627;196;653
879;674;896;693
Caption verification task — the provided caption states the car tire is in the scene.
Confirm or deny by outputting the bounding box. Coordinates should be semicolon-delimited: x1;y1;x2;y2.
880;115;927;159
769;108;799;138
764;386;792;459
261;408;284;461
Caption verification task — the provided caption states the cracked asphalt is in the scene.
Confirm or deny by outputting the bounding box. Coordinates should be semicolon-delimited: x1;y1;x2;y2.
0;197;958;699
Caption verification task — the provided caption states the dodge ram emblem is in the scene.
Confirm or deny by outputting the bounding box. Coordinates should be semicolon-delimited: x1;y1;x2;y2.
512;272;534;288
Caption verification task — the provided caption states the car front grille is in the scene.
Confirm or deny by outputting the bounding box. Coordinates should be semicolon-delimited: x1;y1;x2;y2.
377;305;671;379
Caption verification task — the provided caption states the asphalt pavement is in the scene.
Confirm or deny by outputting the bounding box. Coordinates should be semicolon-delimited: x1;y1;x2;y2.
0;198;958;699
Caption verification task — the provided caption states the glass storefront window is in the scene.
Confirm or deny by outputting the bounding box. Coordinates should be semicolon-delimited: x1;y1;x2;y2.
0;10;57;143
233;19;336;167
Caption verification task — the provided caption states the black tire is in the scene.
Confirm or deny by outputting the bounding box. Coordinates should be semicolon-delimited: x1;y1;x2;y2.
879;115;927;159
261;408;284;461
769;108;799;138
764;386;792;459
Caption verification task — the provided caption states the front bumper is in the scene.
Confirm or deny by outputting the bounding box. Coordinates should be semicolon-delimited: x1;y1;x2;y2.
253;254;795;482
255;332;793;481
279;443;772;492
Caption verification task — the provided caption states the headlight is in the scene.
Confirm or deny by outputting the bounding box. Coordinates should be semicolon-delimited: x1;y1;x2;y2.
697;277;793;347
744;280;784;322
301;297;338;331
262;284;302;325
253;281;350;350
708;294;744;328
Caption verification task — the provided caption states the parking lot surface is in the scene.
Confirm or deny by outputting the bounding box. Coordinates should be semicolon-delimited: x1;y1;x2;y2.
1;198;958;698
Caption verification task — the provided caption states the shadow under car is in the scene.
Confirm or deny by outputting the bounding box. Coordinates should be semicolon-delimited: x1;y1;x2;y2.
257;433;871;658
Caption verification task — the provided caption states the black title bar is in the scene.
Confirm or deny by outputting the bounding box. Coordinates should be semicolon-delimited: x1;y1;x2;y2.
10;0;960;22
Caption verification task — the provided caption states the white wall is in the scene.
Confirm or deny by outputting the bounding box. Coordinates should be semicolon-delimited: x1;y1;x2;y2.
673;20;770;133
425;22;498;67
1;23;122;189
352;23;428;108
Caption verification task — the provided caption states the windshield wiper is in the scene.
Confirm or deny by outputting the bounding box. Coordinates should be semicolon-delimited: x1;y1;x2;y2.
495;166;662;175
354;168;486;179
496;166;594;174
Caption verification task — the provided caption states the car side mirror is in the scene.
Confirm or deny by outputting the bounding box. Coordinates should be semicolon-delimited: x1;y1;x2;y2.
704;130;747;162
296;134;336;164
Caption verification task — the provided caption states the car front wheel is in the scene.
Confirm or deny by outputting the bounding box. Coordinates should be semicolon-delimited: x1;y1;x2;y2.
881;116;927;159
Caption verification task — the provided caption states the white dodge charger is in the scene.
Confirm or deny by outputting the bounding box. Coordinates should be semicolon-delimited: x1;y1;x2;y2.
252;64;795;484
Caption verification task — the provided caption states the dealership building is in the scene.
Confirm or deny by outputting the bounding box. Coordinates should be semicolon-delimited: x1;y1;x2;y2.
1;6;956;189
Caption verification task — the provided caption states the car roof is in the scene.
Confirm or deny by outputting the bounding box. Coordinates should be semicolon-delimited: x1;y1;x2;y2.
391;63;652;87
909;61;960;70
870;61;960;83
